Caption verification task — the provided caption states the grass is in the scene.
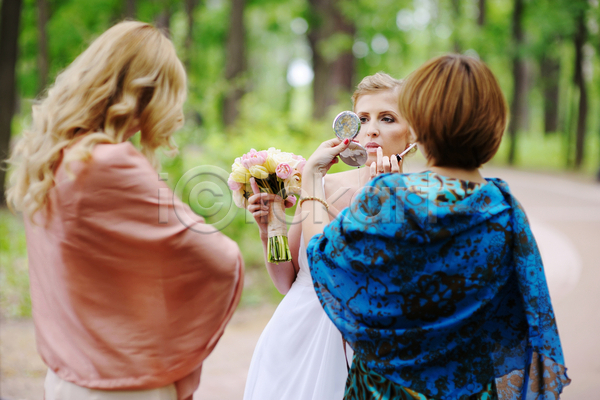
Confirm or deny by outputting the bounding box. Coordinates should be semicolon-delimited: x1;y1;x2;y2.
0;209;31;318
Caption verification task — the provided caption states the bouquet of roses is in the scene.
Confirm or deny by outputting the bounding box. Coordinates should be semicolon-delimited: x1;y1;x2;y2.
228;148;305;263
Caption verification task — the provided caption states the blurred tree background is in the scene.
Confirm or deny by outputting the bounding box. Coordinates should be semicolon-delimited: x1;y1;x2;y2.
1;0;600;316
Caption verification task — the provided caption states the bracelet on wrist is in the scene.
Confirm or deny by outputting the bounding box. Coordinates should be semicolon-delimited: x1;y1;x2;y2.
299;196;329;210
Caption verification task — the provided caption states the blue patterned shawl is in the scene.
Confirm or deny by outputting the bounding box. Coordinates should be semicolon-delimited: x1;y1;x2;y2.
307;172;570;400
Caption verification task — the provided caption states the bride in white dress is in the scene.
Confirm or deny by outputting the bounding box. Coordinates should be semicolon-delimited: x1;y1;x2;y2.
243;73;414;400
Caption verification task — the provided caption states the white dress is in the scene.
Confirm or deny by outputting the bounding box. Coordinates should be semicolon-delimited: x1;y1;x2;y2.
243;234;352;400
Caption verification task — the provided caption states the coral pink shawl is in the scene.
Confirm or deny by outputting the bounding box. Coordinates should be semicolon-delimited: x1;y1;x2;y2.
25;142;243;400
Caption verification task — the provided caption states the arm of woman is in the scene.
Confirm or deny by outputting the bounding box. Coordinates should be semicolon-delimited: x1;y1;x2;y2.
247;178;300;295
301;138;351;247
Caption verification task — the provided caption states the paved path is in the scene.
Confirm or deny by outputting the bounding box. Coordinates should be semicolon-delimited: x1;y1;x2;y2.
483;167;600;399
1;167;599;399
0;305;276;400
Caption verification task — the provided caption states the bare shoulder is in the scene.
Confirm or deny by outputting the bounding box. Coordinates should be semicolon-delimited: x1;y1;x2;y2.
324;169;362;214
324;169;360;193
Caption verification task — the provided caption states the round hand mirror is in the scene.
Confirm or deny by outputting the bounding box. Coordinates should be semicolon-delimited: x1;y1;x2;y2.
333;111;367;167
339;141;368;167
333;111;361;140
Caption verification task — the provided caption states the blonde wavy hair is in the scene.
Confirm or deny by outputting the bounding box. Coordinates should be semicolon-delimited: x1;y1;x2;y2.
7;21;187;219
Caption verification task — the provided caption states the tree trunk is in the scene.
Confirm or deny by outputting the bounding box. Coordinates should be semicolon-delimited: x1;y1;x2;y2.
307;28;328;119
37;0;49;94
573;12;587;169
477;0;486;26
452;0;461;52
222;0;246;127
307;0;355;120
564;85;577;168
155;4;172;38
184;0;199;70
540;56;560;134
124;0;136;19
0;0;23;206
507;0;525;165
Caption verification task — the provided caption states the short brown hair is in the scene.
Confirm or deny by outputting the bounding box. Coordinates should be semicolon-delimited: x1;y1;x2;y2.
352;72;403;108
398;54;508;169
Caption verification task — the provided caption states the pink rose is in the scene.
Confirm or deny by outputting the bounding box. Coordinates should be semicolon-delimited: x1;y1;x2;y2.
285;195;297;207
228;177;243;191
241;149;268;170
276;163;293;180
296;160;306;174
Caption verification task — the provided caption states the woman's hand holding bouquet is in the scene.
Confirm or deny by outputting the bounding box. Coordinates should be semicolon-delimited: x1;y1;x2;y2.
228;148;305;263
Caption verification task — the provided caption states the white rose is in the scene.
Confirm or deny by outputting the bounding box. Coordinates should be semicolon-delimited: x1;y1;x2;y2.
232;189;247;209
272;152;295;166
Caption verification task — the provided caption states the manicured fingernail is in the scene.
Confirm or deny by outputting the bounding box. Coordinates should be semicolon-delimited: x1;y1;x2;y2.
344;138;349;144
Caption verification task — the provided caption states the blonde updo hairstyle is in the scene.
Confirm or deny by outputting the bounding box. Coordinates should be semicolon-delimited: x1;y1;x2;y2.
7;21;187;219
351;72;403;109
